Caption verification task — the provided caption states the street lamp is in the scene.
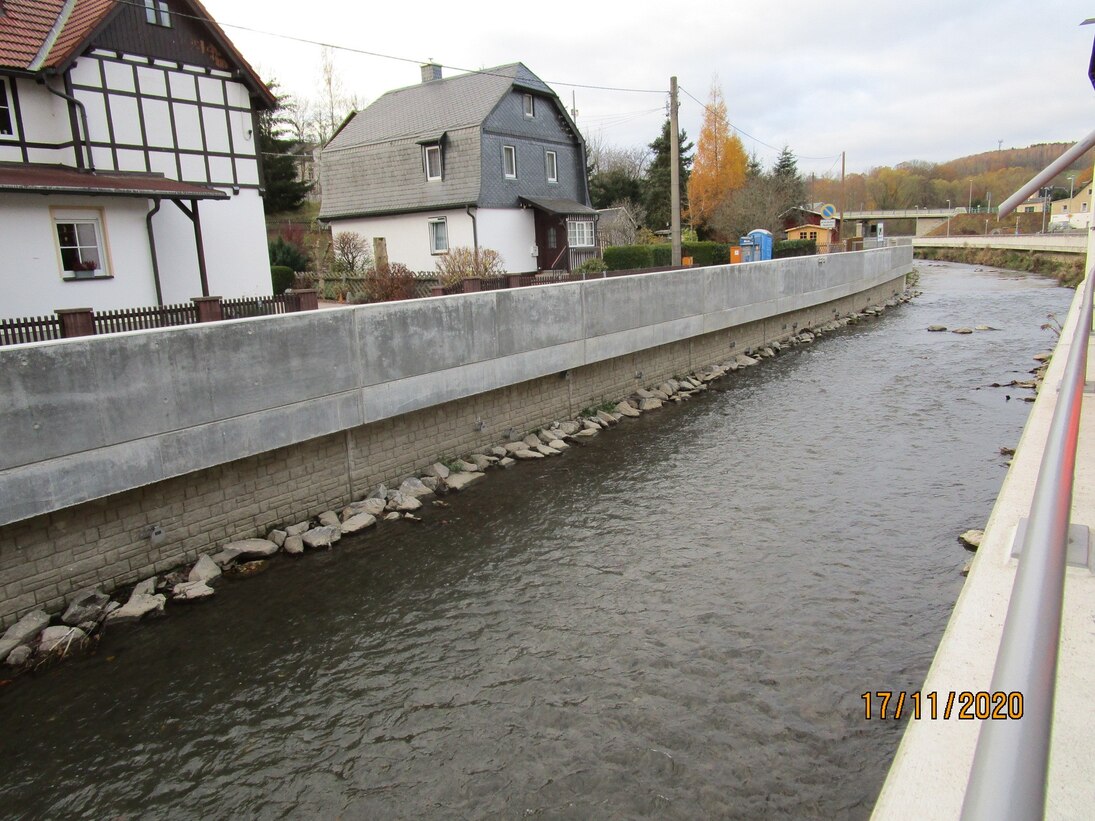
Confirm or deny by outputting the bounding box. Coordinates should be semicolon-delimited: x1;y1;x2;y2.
946;199;951;237
968;179;973;212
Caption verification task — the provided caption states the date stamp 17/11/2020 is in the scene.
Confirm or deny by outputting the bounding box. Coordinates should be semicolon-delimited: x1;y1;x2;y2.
862;691;1024;721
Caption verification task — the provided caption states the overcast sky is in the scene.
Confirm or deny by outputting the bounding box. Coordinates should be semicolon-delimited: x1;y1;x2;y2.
202;0;1095;177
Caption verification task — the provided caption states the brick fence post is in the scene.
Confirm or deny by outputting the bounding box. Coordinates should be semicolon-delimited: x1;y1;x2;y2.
192;296;223;323
55;308;95;338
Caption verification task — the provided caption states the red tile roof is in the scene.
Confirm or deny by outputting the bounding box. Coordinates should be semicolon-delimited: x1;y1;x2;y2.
0;0;115;71
0;163;229;199
0;0;275;107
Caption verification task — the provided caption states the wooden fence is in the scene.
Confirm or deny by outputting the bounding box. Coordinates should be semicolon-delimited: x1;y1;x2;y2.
0;291;318;348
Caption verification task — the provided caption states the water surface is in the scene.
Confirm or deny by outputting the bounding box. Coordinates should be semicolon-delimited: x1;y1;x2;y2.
0;261;1072;819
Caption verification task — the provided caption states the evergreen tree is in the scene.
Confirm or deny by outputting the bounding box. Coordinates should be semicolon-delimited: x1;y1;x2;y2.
772;145;806;211
643;120;693;230
590;168;645;210
746;152;764;180
257;82;313;214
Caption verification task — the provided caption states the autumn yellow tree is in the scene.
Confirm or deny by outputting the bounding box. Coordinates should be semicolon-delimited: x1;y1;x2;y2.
687;81;747;233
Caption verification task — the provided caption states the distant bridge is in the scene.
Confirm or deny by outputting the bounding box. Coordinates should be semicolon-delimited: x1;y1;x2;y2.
912;234;1085;254
843;208;964;238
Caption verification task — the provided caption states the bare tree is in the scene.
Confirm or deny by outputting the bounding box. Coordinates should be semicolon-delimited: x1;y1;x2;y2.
331;231;372;274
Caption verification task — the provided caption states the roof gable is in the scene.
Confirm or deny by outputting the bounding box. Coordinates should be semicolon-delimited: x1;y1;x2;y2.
0;0;114;71
326;63;550;150
0;0;274;107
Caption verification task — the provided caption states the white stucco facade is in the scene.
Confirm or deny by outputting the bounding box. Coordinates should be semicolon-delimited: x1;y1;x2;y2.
330;206;538;274
0;46;272;321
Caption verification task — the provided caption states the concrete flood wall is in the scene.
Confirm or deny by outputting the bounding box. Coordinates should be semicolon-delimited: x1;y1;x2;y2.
0;247;912;627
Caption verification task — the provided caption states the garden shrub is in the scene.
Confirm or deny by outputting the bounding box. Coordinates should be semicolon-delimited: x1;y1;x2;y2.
774;239;816;258
268;236;310;271
270;265;294;294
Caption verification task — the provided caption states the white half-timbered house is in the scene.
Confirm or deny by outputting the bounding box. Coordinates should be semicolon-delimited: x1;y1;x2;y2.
0;0;276;320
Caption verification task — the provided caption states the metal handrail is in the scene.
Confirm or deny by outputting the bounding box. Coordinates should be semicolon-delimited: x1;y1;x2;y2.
961;266;1095;820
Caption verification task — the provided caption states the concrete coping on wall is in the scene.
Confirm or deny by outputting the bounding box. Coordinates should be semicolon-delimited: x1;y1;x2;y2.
0;247;913;528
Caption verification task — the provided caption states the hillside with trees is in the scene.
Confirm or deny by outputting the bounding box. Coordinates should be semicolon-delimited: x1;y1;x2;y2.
807;143;1095;212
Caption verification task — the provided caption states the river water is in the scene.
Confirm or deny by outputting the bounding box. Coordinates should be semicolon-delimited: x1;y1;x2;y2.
0;262;1074;820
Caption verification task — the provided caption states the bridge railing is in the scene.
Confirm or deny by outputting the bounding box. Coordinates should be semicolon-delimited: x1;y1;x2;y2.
960;265;1095;820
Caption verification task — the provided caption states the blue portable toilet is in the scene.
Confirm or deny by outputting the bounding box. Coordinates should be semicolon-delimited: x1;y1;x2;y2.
747;229;773;261
738;234;757;262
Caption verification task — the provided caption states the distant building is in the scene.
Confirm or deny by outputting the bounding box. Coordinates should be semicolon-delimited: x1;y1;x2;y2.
0;0;277;321
1049;181;1092;228
319;63;596;273
786;224;837;245
596;206;639;248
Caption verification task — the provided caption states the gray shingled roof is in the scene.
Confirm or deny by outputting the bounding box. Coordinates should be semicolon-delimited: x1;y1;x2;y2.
319;63;553;220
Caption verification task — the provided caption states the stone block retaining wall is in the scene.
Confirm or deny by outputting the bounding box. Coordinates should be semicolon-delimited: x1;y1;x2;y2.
0;276;904;628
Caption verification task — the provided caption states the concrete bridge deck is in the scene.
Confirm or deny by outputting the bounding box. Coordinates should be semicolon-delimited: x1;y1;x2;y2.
872;277;1095;818
912;234;1086;254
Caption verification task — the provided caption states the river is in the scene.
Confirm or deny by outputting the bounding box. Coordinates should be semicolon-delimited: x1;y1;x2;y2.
0;261;1074;819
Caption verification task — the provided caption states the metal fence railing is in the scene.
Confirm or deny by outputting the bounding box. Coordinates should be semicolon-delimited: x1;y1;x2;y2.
961;265;1095;820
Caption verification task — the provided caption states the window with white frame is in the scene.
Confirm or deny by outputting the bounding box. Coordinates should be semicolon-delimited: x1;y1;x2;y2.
424;144;442;181
144;0;172;26
523;94;535;117
428;217;448;254
545;150;557;183
0;79;13;137
503;144;516;179
53;209;110;279
567;219;594;248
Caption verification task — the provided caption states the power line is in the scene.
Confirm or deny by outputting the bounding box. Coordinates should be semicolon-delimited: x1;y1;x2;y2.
679;86;841;163
114;0;665;94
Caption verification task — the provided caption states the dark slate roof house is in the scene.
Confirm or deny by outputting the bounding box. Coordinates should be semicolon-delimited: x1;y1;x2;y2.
319;62;597;274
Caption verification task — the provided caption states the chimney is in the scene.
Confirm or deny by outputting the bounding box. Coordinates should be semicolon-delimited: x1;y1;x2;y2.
420;62;442;83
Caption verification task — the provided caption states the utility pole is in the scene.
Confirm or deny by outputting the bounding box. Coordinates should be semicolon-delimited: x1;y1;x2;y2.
838;150;846;245
669;76;681;266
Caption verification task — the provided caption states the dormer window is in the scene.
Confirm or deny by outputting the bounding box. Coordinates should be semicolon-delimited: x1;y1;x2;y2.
144;0;172;27
424;144;442;181
523;94;535;117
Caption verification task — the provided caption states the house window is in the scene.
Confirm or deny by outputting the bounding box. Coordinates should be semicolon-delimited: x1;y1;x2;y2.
545;150;557;183
53;209;110;279
503;145;516;179
144;0;172;26
0;79;13;137
567;219;594;248
523;94;535;117
424;144;442;181
547;226;557;249
428;217;448;254
809;231;818;240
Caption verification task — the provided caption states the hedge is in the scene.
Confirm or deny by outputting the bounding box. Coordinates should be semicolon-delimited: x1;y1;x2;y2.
774;239;816;258
604;241;736;271
603;245;654;271
270;265;295;294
